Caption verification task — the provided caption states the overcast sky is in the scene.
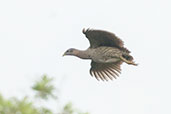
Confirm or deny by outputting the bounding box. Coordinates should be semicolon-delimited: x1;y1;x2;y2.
0;0;171;114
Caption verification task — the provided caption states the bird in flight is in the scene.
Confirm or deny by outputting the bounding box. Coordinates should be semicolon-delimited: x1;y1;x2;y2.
63;28;137;81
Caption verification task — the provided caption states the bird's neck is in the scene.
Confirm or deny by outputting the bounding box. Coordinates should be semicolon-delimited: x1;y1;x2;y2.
75;49;91;59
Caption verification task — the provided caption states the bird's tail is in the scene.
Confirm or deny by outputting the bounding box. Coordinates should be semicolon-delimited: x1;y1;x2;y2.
120;54;138;66
122;54;133;61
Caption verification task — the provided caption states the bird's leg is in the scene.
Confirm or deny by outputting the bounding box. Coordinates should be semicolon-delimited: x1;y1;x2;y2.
119;56;138;66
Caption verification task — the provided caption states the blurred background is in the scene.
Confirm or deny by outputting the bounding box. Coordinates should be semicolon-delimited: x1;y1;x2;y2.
0;0;171;114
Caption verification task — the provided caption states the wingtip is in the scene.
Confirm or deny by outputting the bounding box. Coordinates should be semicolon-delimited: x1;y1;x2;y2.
82;28;86;34
82;28;92;34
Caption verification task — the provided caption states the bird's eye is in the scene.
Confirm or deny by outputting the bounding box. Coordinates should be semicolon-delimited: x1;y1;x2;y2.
67;49;73;52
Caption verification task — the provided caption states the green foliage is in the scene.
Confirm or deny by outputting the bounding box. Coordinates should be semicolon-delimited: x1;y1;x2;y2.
63;102;74;114
0;74;89;114
62;102;90;114
0;95;52;114
32;75;57;100
0;94;15;114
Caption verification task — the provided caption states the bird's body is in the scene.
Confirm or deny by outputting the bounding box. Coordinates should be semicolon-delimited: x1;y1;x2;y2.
78;46;122;63
90;46;123;63
63;28;137;81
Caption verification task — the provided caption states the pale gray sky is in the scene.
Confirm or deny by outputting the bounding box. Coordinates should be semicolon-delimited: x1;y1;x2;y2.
0;0;171;114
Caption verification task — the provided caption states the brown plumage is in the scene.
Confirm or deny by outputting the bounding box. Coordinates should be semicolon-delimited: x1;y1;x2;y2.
63;28;137;81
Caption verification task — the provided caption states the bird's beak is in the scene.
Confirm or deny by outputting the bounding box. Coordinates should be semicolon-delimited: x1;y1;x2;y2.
62;52;66;57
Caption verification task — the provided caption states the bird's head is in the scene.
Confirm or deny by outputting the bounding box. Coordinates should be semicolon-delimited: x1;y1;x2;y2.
63;48;78;56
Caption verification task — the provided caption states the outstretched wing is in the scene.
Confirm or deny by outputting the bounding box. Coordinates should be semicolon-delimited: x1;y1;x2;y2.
90;61;123;81
83;28;124;49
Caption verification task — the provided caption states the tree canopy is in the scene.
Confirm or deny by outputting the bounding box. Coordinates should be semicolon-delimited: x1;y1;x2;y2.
0;74;89;114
